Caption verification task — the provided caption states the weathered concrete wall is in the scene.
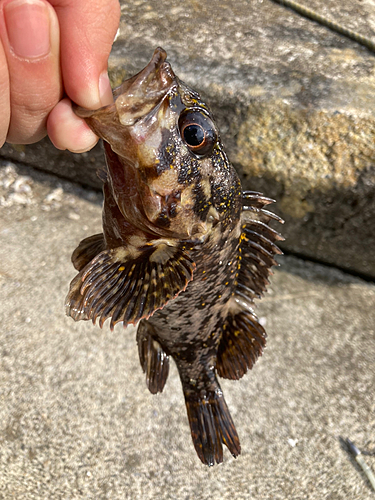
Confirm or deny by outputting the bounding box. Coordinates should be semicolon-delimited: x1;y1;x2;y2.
1;0;375;277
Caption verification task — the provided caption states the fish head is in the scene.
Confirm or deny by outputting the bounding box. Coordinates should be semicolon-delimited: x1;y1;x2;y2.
75;47;227;240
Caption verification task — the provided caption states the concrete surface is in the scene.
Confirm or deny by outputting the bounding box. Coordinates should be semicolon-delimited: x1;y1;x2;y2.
1;0;375;278
1;161;374;499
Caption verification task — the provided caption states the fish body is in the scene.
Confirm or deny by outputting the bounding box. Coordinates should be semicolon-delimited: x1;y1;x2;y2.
66;48;283;466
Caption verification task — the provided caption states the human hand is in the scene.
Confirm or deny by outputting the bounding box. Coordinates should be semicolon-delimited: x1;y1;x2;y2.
0;0;120;152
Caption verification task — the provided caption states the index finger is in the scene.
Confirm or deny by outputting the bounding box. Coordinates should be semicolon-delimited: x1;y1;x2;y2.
51;0;120;109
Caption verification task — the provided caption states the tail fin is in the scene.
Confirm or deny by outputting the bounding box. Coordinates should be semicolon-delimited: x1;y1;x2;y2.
183;384;241;466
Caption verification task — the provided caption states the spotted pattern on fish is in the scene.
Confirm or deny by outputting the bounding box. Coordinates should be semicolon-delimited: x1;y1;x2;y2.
65;48;283;466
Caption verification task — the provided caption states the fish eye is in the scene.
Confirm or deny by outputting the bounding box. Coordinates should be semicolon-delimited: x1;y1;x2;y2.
178;109;217;157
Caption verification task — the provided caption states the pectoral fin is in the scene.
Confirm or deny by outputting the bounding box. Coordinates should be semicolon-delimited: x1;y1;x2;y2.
71;233;105;271
65;242;195;329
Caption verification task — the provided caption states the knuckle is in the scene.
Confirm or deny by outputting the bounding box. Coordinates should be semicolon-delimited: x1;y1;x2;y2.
12;85;61;117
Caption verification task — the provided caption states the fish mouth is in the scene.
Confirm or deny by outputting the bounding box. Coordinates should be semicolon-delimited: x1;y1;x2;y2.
72;48;182;237
73;47;175;127
113;47;176;126
72;47;177;174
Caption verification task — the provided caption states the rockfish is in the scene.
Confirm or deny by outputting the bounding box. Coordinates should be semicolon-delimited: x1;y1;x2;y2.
66;48;283;466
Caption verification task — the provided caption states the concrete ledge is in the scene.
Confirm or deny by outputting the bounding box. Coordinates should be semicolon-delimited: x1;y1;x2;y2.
1;0;375;277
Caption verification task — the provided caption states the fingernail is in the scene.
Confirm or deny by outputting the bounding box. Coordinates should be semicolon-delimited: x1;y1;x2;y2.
4;0;50;59
99;71;113;106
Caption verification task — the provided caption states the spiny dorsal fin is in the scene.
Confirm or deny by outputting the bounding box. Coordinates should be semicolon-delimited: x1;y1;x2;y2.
71;233;105;271
65;242;195;329
215;191;283;380
216;305;267;380
239;191;284;299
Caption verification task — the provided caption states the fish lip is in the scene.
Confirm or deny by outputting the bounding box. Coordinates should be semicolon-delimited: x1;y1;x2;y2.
114;48;176;127
73;47;176;123
113;47;173;99
72;100;110;119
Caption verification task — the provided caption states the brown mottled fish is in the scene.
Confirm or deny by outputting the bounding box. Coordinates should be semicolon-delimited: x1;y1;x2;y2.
66;48;283;466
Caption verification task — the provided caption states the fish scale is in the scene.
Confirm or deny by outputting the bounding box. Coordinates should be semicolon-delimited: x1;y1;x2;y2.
65;47;283;466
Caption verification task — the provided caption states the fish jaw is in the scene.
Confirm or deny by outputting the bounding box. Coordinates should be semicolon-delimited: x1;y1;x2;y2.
114;48;175;127
73;47;177;183
74;47;175;146
73;48;228;241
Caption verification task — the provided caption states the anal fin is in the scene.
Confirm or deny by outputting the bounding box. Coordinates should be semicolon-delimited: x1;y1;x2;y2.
137;321;169;394
216;307;267;380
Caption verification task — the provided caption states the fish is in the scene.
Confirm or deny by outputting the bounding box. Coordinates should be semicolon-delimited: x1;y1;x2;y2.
65;47;283;466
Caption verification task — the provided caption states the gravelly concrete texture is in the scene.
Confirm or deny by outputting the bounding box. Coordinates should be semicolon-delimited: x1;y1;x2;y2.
0;162;374;499
1;0;375;277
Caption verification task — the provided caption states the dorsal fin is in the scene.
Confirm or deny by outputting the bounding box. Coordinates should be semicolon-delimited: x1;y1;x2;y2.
216;306;267;380
65;241;195;329
216;191;283;380
239;191;284;299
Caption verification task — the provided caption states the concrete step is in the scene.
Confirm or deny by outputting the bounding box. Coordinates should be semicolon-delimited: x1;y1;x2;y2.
1;0;374;278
